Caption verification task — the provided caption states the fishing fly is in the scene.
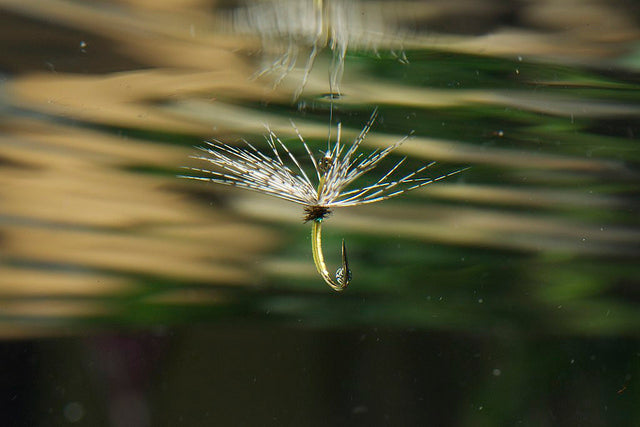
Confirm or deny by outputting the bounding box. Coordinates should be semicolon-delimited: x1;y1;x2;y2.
182;108;466;291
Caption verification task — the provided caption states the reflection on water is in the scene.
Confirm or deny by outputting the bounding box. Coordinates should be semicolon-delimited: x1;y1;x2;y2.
223;0;408;98
0;0;639;423
0;0;638;332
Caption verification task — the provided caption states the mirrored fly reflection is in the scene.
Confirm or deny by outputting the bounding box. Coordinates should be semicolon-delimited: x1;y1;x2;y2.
223;0;408;99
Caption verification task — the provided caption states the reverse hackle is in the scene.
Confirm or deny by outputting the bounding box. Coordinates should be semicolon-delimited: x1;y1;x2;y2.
182;109;467;291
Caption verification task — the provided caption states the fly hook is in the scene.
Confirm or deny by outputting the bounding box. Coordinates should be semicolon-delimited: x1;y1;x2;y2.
311;219;351;291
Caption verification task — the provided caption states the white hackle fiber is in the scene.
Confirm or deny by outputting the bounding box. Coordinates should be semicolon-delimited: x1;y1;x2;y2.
181;109;466;209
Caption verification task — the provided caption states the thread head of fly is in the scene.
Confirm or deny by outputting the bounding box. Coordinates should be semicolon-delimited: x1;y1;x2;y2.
304;205;332;223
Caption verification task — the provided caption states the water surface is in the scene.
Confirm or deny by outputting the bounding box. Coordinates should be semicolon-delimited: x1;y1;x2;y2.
0;1;639;425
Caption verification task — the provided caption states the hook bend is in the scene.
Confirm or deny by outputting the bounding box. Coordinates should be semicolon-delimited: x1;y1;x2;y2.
311;219;351;292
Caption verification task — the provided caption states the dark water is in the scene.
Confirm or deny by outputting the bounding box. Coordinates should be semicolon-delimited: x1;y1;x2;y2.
1;1;639;425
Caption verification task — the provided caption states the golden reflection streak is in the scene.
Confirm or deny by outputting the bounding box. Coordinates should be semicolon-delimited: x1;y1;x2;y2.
169;100;619;173
0;0;637;334
0;118;279;295
5;73;634;176
0;300;116;318
1;0;637;84
232;194;640;256
0;267;131;297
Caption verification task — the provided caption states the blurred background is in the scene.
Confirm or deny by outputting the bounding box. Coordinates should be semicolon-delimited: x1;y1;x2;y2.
0;0;639;425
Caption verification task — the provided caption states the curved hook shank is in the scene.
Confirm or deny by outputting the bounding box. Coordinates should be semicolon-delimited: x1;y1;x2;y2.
311;220;351;292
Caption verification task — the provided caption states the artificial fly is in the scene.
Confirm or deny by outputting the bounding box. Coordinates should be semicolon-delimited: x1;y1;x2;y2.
182;108;466;291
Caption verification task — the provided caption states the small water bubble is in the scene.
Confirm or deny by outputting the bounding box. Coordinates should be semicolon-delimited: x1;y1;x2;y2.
478;298;484;304
492;368;501;376
352;405;368;415
515;68;520;75
517;55;523;62
79;40;87;53
64;402;84;423
570;359;575;364
111;392;148;427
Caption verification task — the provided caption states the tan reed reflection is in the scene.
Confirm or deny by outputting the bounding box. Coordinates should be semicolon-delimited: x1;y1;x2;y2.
0;116;278;328
1;0;637;100
0;267;130;297
0;0;637;330
233;190;639;256
168;100;620;173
